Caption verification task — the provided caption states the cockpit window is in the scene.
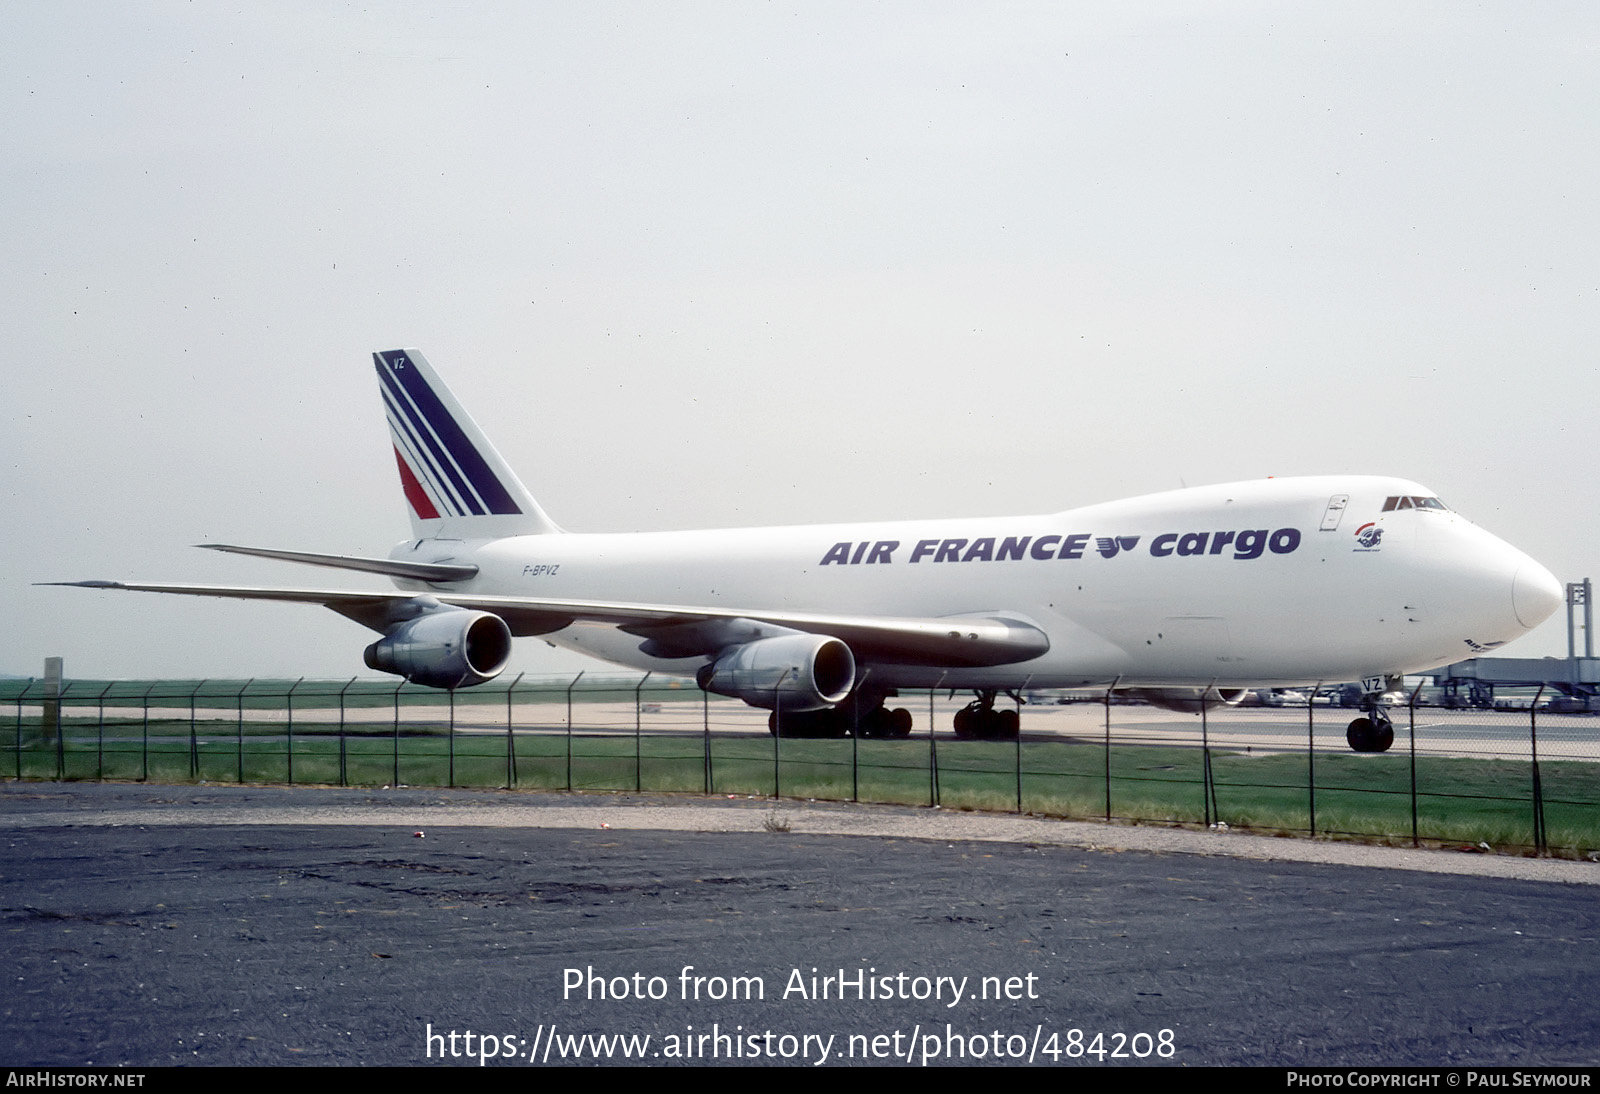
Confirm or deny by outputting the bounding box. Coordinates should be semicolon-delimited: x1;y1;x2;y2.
1382;495;1450;512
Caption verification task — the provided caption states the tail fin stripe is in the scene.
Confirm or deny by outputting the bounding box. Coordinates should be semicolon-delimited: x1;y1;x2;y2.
377;357;523;516
380;381;480;517
393;447;441;520
381;384;471;516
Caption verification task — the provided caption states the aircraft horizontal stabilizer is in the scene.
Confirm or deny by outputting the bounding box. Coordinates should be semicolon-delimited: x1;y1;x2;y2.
197;544;478;582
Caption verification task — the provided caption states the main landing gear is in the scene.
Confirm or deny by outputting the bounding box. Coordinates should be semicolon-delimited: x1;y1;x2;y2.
766;692;913;738
952;690;1021;740
1345;706;1396;753
763;689;1025;740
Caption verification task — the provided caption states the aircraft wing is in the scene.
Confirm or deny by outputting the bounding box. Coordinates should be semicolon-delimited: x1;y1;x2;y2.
48;581;1050;669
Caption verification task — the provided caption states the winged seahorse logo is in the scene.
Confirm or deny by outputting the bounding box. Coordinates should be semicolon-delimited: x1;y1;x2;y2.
1095;536;1141;559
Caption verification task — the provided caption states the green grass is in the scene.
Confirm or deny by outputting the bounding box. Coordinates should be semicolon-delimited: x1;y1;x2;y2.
5;718;1597;856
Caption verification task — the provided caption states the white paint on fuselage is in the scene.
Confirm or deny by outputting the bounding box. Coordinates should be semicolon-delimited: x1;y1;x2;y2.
393;475;1561;690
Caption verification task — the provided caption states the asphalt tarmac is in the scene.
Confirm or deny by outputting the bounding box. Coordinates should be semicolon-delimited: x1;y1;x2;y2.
2;782;1597;1067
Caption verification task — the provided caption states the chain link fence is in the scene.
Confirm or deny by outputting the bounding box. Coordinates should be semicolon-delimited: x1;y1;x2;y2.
4;676;1595;856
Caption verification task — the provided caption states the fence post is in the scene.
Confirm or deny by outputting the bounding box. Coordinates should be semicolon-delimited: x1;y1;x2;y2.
1408;680;1423;848
447;687;456;788
1013;678;1032;814
338;678;355;788
772;671;792;800
392;682;403;787
188;681;204;780
565;672;583;792
1201;692;1213;827
14;681;29;779
1308;680;1321;837
237;679;253;784
702;685;711;796
140;682;156;782
1103;677;1121;822
634;673;651;794
849;674;863;805
1531;684;1547;855
929;674;947;808
96;682;112;781
57;681;73;780
285;677;302;785
505;672;523;790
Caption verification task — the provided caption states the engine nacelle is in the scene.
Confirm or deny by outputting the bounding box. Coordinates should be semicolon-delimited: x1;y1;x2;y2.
696;634;856;712
363;609;512;689
1125;686;1250;714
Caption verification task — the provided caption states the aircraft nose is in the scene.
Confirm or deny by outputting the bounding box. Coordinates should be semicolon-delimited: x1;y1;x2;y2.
1512;561;1563;629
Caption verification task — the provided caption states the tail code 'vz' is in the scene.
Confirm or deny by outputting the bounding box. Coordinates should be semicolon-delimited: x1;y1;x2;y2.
373;349;560;539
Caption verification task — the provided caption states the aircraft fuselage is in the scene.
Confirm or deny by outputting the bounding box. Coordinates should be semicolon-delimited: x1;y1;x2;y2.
398;475;1559;691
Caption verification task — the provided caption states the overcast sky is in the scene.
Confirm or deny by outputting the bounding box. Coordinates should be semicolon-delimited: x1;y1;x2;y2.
5;2;1596;682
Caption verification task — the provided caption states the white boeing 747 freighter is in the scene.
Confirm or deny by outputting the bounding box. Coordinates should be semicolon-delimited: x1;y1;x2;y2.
58;349;1563;750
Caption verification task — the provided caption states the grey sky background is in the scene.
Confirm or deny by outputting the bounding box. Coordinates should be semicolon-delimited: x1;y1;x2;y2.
5;2;1596;682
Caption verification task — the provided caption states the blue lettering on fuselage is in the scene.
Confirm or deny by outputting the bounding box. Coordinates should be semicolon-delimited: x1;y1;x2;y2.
821;539;902;565
819;529;1302;565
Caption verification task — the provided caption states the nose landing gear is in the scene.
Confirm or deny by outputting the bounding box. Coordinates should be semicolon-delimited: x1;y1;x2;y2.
1346;708;1396;753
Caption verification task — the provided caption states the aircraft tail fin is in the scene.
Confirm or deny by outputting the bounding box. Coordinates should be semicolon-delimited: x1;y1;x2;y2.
373;349;561;540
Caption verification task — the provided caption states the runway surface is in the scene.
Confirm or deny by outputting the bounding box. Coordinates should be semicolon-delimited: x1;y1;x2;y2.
2;782;1597;1067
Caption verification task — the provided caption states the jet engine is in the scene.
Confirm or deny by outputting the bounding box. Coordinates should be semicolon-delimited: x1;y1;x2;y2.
696;634;856;711
1125;687;1250;714
363;608;513;689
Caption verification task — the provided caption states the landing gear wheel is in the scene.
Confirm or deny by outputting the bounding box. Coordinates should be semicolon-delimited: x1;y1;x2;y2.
953;706;976;739
887;708;912;738
997;709;1020;739
846;700;913;739
952;697;1020;740
792;693;915;740
1346;716;1395;753
767;708;850;738
1346;717;1375;752
855;706;887;739
852;711;876;739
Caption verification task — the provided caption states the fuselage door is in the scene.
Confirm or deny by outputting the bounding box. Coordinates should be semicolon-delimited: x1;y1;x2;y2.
1320;494;1350;532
